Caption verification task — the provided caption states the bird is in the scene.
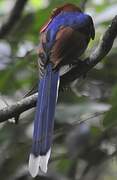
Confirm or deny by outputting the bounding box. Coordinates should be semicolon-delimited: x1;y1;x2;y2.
28;3;95;177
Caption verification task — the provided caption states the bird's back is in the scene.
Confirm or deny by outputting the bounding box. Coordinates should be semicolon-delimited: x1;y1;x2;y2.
39;11;95;70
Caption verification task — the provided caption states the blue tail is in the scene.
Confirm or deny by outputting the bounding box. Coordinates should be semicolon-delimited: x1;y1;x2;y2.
29;63;60;177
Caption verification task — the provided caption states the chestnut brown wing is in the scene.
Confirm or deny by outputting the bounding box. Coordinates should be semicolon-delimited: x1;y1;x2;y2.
50;26;90;69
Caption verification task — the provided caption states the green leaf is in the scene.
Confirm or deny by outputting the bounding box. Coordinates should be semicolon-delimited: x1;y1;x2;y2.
30;0;42;8
57;158;72;174
90;126;102;138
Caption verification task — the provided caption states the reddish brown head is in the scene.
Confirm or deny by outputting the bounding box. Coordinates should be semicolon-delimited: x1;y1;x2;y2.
40;3;82;33
51;3;82;18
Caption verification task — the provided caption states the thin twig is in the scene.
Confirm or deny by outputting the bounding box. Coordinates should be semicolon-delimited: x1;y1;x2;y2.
0;0;28;38
80;0;89;11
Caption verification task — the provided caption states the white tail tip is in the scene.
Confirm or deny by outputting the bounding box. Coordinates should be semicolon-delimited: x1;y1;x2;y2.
28;149;51;177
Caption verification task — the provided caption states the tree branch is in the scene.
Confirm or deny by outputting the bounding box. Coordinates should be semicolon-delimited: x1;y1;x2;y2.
0;0;28;38
60;15;117;87
0;94;37;123
0;15;117;122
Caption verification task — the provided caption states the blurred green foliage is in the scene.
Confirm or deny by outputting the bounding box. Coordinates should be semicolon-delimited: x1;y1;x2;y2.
0;0;117;180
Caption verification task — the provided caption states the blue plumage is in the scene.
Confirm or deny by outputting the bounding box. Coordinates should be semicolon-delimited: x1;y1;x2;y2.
29;63;59;177
29;3;95;177
32;64;59;156
46;12;91;49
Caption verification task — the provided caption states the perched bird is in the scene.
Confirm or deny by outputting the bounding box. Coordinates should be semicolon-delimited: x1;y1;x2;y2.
29;3;95;177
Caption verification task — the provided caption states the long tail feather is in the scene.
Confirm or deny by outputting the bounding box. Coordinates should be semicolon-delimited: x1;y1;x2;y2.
29;64;60;177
